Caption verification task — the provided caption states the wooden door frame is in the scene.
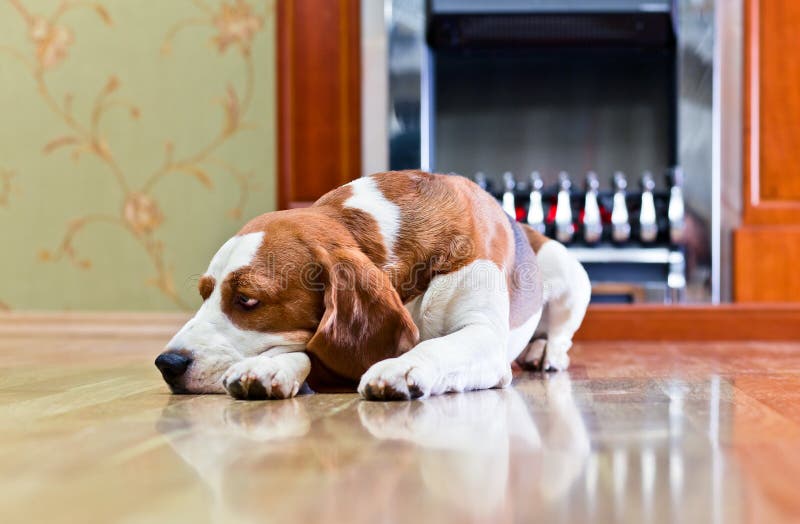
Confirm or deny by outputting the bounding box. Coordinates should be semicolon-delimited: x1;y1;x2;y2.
276;0;361;209
734;0;800;301
742;0;800;225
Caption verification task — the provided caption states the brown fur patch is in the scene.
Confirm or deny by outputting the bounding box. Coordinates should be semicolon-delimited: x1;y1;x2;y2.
221;211;333;336
304;245;419;389
372;171;513;302
198;275;215;301
519;223;550;253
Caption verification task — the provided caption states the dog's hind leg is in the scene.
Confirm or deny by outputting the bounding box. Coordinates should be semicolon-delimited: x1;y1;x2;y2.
517;230;590;371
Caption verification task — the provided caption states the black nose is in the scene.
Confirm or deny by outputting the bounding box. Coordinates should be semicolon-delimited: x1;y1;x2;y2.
155;352;191;379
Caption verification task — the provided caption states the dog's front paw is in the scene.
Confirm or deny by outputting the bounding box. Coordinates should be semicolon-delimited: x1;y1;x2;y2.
358;357;435;401
222;358;301;400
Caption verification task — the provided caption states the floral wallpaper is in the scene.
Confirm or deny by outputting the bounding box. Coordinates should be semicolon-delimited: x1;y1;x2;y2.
0;0;276;310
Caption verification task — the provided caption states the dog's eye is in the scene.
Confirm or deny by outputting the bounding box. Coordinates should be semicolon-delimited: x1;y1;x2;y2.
236;294;259;310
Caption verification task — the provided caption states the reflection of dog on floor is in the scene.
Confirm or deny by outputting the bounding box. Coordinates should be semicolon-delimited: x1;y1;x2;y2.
156;374;589;523
359;374;591;518
154;170;590;400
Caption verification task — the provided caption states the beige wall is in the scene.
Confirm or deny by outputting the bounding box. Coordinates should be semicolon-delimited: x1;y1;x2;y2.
0;0;276;311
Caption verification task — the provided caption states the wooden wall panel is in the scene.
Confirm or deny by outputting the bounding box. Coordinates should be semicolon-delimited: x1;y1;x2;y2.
737;0;800;301
734;226;800;302
277;0;361;209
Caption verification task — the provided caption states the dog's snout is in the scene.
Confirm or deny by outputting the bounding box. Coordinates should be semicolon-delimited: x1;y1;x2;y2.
155;352;192;379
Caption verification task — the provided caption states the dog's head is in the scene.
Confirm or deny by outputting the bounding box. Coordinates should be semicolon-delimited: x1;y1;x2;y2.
155;209;418;394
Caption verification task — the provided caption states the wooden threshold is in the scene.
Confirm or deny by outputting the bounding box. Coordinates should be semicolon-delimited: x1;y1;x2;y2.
576;304;800;341
1;305;798;341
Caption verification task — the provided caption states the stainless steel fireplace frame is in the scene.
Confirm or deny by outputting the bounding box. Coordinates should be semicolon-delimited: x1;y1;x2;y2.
374;0;741;303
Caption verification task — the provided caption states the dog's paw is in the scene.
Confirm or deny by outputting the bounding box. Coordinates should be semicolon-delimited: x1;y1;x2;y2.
541;339;571;371
358;357;435;401
517;339;571;372
517;339;547;370
542;350;570;372
222;358;301;400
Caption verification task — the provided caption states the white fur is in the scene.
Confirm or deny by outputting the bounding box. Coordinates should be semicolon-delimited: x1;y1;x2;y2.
164;232;306;393
344;176;401;264
359;259;513;398
519;239;591;371
222;352;311;399
360;240;589;399
508;306;543;362
206;232;263;278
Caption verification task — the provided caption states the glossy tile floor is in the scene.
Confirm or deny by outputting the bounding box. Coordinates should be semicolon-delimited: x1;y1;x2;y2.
2;335;800;524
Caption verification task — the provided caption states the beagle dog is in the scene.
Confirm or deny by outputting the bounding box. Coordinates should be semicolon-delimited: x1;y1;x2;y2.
155;170;590;400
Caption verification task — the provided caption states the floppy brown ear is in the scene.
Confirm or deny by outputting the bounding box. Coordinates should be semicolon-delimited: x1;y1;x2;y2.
305;246;419;386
